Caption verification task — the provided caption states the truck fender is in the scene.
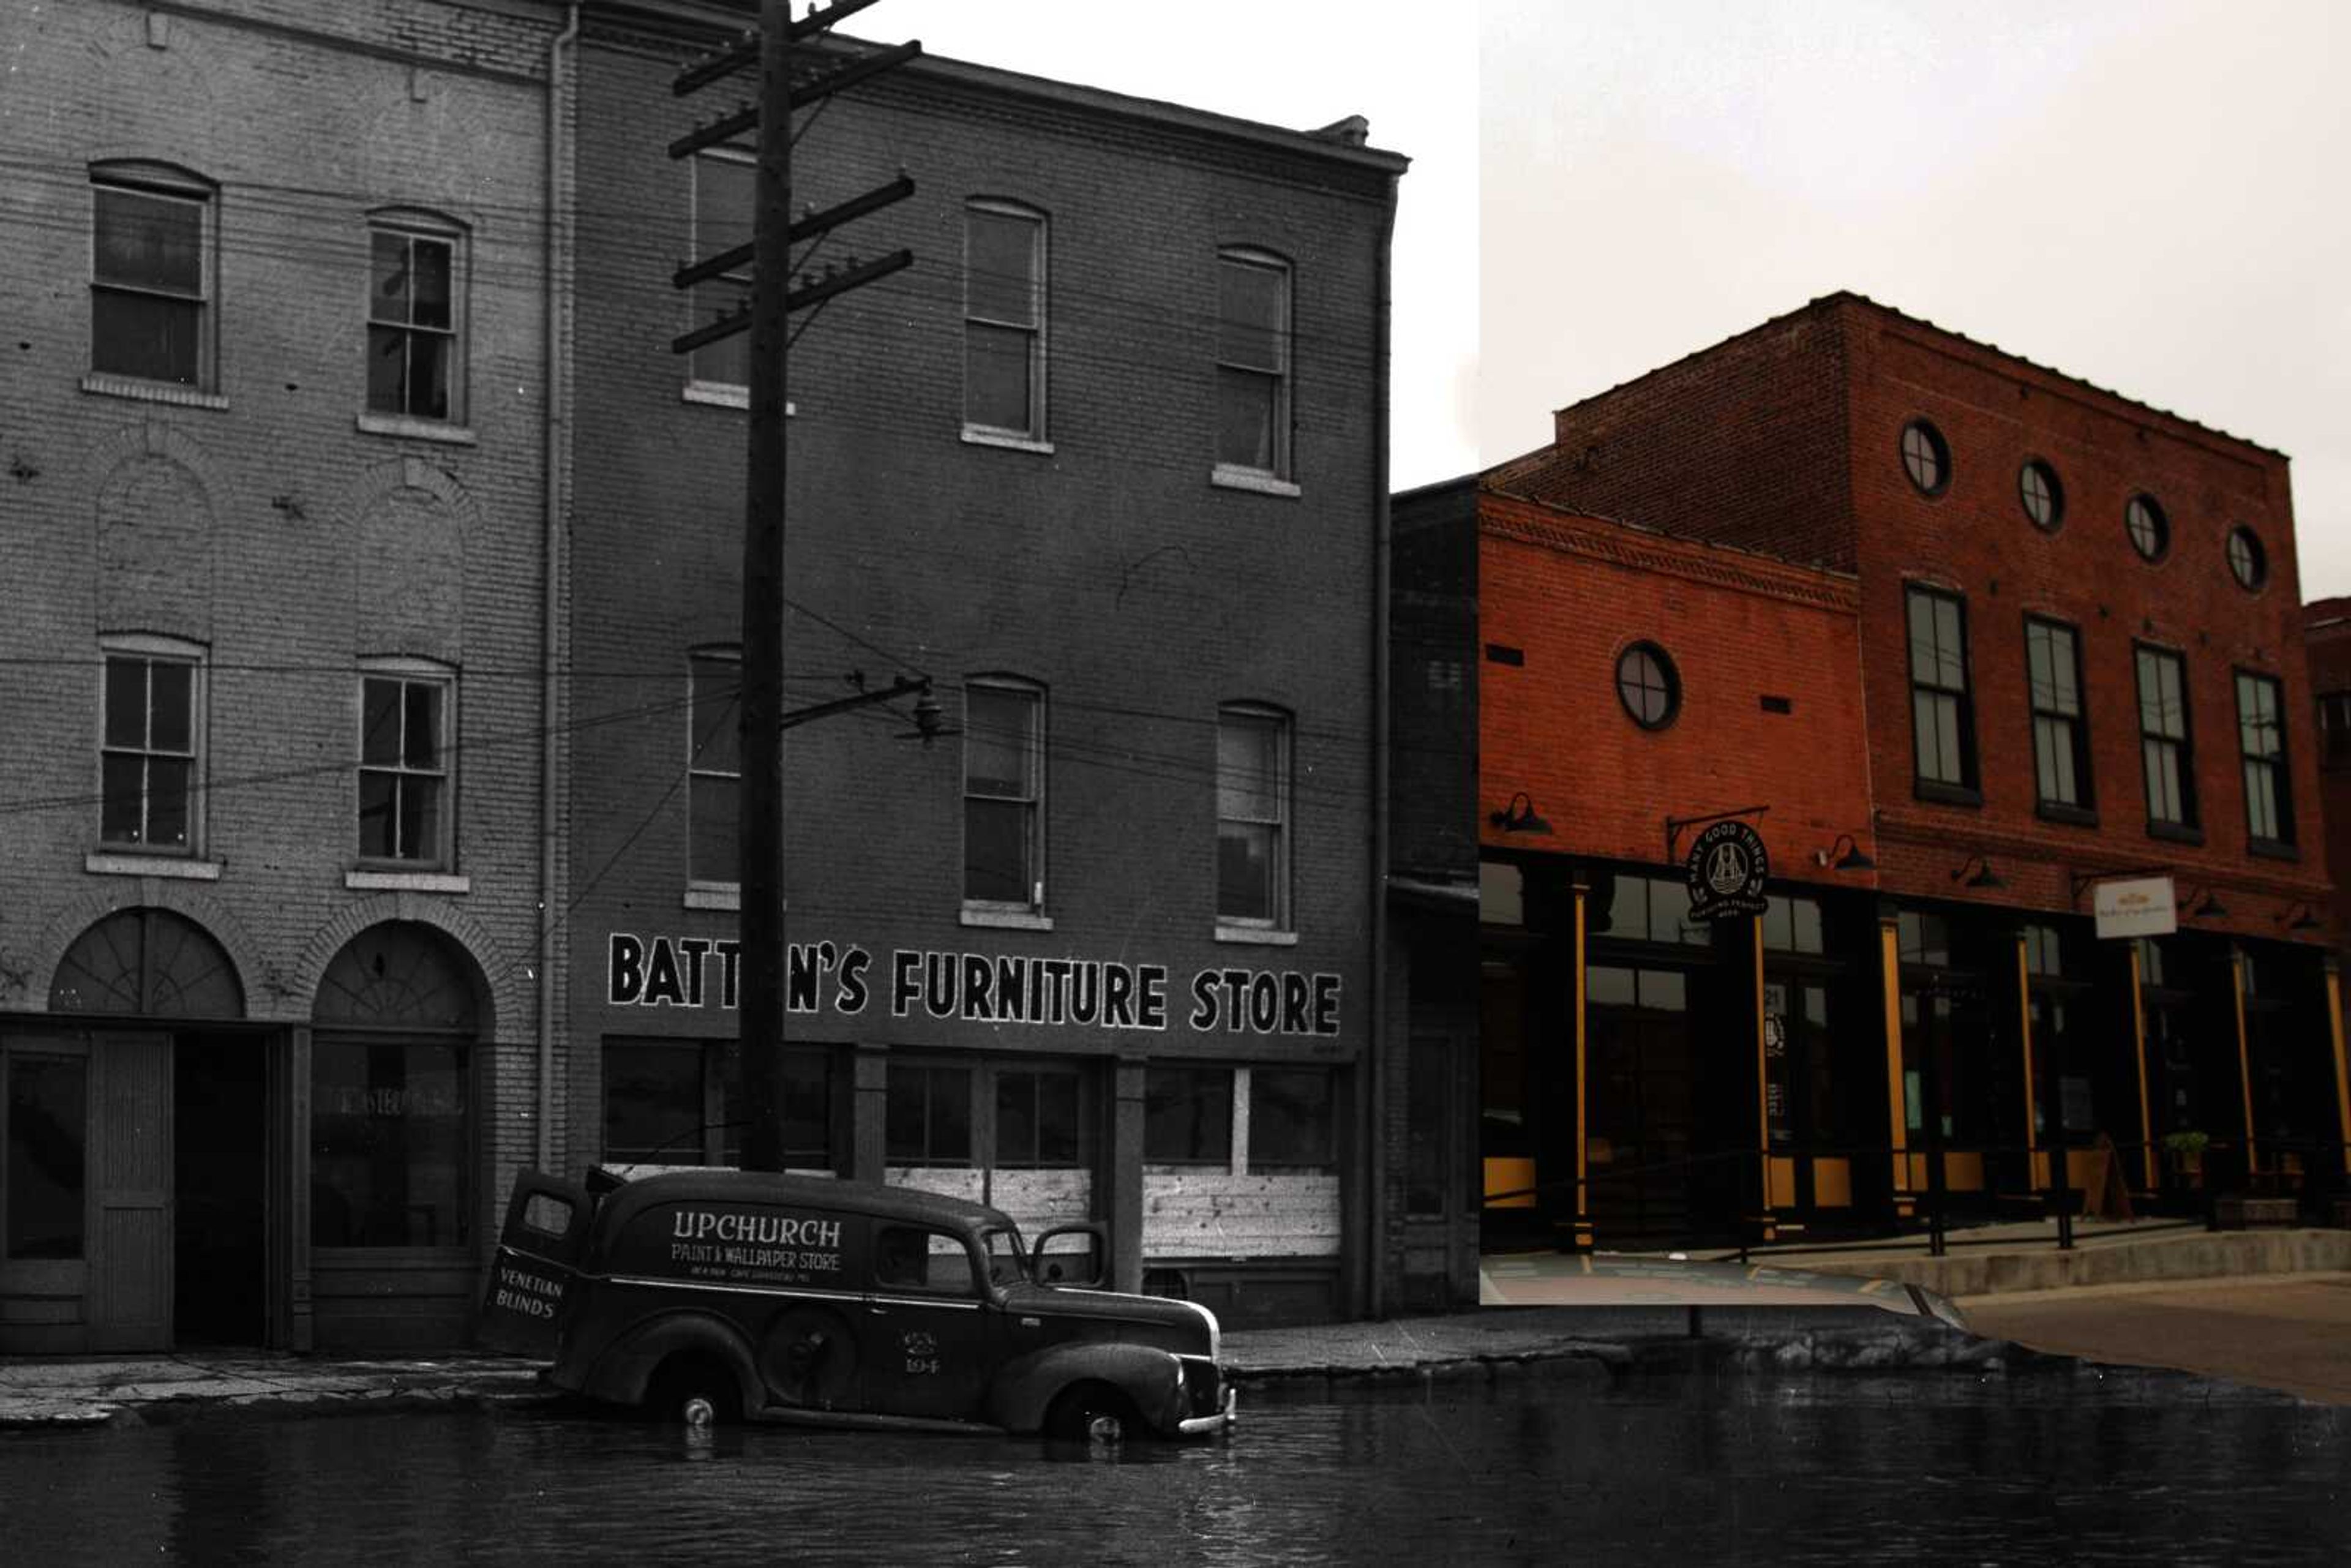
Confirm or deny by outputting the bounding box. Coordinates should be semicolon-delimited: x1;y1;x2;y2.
986;1340;1187;1435
585;1310;760;1412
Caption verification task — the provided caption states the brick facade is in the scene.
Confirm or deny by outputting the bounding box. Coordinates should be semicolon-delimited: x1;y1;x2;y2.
563;5;1408;1324
0;0;564;1351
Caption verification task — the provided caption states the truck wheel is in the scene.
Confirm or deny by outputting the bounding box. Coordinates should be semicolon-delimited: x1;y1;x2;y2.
647;1353;742;1427
1045;1382;1134;1445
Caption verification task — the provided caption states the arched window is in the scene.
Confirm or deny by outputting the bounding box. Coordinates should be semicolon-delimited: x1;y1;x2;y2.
50;907;242;1018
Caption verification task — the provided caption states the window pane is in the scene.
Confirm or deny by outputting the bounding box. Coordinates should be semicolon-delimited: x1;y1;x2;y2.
1218;260;1283;371
405;331;450;420
7;1056;88;1260
362;680;402;765
964;688;1032;797
92;290;201;384
1217;716;1280;821
1216;367;1276;470
411;239;452;330
370;231;411;324
690;659;741;775
100;754;145;842
367;323;409;413
1144;1067;1231;1163
603;1043;704;1165
359;771;397;858
403;682;441;770
148;661;192;752
1217;820;1275;923
1792;898;1823;955
885;1069;926;1161
309;1039;469;1248
1248;1069;1332;1169
928;1068;971;1163
95;187;201;293
104;658;146;748
399;775;441;862
1585;965;1636;1007
146;757;190;847
1648;877;1695;944
1037;1071;1080;1166
964;321;1033;431
689;774;738;883
996;1074;1037;1165
1638;969;1688;1011
964;798;1032;905
966;210;1038;326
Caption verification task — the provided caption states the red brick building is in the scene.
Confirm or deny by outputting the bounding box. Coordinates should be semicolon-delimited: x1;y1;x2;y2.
561;2;1441;1323
0;0;568;1351
1474;293;2347;1245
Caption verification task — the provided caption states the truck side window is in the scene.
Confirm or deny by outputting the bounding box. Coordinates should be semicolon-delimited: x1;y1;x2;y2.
874;1225;978;1295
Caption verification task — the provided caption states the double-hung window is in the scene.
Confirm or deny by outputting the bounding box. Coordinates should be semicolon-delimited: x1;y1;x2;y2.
2236;671;2294;849
367;214;463;423
963;679;1044;913
90;165;212;388
1215;249;1292;483
100;640;203;852
687;650;741;887
2135;645;2197;836
1905;587;1977;800
687;151;754;392
1217;704;1291;931
963;201;1046;441
2025;617;2092;818
359;665;453;867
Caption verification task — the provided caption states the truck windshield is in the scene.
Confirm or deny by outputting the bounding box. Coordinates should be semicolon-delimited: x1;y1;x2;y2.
981;1225;1028;1285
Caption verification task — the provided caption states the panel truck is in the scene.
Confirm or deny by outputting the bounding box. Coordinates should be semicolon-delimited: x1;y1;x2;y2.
481;1168;1235;1441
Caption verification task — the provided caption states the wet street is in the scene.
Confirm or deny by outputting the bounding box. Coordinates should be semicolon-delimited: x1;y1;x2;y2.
5;1367;2347;1564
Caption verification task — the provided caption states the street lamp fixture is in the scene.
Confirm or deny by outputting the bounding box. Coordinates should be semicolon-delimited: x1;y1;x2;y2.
1815;833;1875;871
1950;855;2004;890
2179;887;2229;920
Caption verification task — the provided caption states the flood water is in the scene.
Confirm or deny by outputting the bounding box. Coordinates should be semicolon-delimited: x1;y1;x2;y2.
6;1366;2347;1564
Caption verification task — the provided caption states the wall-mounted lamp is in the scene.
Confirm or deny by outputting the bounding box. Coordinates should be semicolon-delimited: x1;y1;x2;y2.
1490;792;1552;835
1950;855;2005;890
2179;887;2229;920
1814;833;1875;871
2278;902;2323;932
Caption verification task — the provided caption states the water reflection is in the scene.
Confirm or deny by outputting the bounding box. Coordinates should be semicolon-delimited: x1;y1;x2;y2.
4;1368;2345;1564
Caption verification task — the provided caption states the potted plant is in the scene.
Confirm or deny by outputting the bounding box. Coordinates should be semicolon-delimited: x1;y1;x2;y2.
2161;1130;2209;1183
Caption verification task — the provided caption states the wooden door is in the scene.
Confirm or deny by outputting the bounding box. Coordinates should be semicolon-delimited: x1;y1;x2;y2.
89;1033;173;1351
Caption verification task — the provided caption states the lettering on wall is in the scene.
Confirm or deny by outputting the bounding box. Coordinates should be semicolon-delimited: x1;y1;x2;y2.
606;932;1342;1037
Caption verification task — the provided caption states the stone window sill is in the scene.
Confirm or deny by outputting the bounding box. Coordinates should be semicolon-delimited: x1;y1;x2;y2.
684;883;742;911
1215;924;1299;947
356;411;476;445
81;372;227;410
1913;779;1983;809
961;427;1055;456
961;906;1053;932
346;868;470;894
2248;838;2300;863
86;850;220;880
2147;820;2205;848
1210;464;1301;498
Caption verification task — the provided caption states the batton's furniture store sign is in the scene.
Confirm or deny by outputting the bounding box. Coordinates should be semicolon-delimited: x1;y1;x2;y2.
607;932;1343;1037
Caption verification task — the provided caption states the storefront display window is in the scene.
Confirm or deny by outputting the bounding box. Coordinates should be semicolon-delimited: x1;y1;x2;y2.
603;1040;831;1168
1248;1068;1333;1171
994;1067;1084;1169
886;1064;973;1166
1144;1067;1232;1165
6;1054;86;1260
309;1038;468;1248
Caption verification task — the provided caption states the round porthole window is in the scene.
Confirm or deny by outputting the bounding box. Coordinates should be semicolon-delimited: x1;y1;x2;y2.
1900;419;1950;497
1616;642;1680;730
2228;527;2266;591
2019;459;2064;531
2125;493;2169;562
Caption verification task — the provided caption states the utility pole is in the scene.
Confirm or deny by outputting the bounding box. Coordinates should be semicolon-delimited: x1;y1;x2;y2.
672;0;918;1171
737;0;794;1174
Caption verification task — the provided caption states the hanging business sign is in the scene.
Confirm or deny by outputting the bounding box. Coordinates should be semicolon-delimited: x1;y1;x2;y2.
2092;876;2176;940
1684;820;1770;920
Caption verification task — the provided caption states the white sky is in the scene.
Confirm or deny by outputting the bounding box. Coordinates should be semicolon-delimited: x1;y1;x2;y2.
876;2;2350;596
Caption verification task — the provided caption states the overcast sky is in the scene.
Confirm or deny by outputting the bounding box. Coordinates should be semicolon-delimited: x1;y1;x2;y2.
880;1;2350;596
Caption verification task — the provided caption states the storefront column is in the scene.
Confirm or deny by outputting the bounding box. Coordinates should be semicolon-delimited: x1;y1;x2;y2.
2016;934;2044;1191
2128;944;2158;1193
850;1043;888;1183
1747;915;1777;1242
2230;947;2259;1175
1878;913;1913;1220
1110;1058;1146;1294
2327;959;2351;1190
1567;880;1593;1251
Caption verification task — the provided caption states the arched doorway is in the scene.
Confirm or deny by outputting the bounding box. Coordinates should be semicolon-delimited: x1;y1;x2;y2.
309;921;487;1350
1;908;257;1353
